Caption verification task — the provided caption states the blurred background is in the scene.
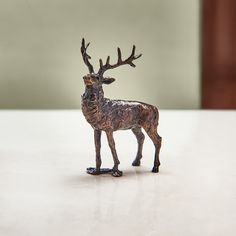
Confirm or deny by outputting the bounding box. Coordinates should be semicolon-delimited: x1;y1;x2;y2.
0;0;235;109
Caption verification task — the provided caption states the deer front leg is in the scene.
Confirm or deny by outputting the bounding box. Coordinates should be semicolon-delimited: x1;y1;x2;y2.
87;129;102;175
105;130;123;177
87;129;112;175
94;129;102;170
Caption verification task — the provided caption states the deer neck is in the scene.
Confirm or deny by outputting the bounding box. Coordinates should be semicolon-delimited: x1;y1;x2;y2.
82;85;105;126
82;85;105;121
83;85;104;104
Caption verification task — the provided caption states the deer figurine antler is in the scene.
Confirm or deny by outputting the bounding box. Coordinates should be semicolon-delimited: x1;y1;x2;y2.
97;45;142;76
81;38;162;177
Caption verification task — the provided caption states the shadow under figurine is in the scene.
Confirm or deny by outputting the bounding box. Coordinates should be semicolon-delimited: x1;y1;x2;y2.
81;38;162;177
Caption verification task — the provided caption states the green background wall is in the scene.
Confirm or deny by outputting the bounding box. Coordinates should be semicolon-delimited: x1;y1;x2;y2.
0;0;200;109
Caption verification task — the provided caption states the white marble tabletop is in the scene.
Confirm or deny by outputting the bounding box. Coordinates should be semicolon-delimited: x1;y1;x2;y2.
0;110;235;236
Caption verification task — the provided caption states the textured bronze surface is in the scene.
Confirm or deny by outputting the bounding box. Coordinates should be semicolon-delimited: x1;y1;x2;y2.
81;38;162;177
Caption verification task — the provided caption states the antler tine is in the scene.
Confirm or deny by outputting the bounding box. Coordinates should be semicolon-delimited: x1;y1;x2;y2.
81;38;94;74
129;45;142;61
117;48;122;64
98;45;142;76
106;56;110;64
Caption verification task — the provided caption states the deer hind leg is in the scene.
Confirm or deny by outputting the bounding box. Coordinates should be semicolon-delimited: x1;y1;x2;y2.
105;130;123;177
143;125;162;173
132;127;145;166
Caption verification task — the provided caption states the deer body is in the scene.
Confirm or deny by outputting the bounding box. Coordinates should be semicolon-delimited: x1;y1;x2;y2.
82;91;159;131
81;39;162;177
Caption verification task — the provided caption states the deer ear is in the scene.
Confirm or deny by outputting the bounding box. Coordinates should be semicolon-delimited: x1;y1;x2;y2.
102;77;116;85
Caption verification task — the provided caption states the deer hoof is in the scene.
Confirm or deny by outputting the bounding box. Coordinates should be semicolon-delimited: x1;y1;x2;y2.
152;166;159;173
86;167;100;175
111;169;123;177
132;159;141;166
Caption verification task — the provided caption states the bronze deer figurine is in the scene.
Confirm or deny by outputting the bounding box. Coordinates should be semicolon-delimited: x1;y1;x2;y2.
81;38;162;177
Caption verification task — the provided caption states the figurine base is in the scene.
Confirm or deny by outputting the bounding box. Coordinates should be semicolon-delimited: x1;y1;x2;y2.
86;167;123;177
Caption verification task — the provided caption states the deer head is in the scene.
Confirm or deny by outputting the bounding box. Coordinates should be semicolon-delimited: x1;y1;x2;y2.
81;38;142;87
